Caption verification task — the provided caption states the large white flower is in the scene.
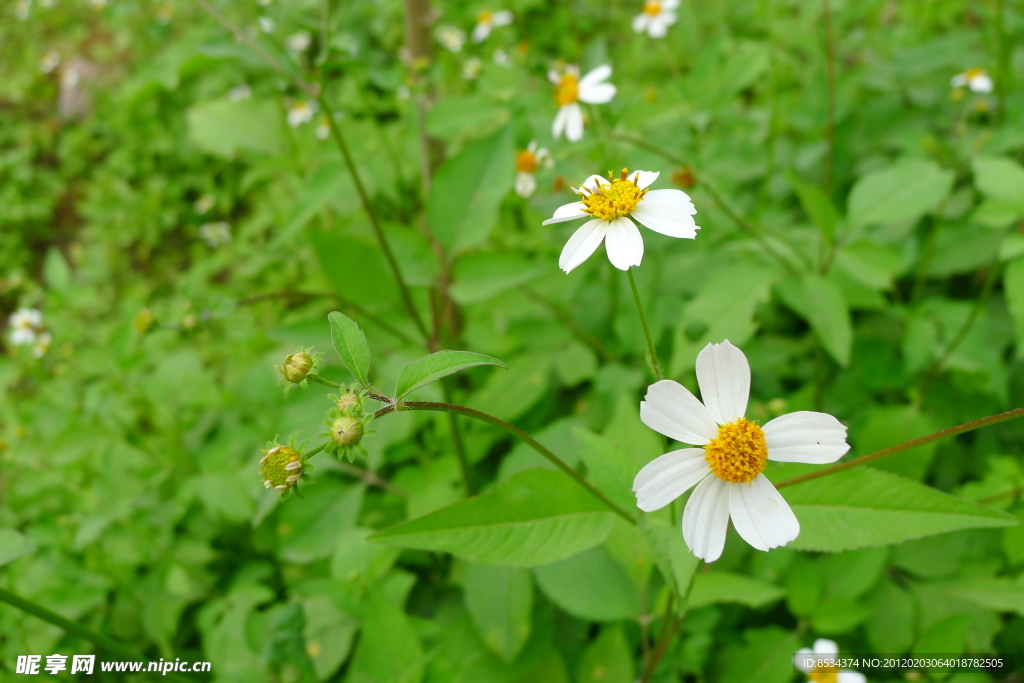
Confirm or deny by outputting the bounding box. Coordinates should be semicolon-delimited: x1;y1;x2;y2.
471;10;513;43
632;0;678;38
9;308;43;346
633;341;850;562
794;639;866;683
950;68;993;93
549;64;615;142
542;168;698;273
514;141;553;198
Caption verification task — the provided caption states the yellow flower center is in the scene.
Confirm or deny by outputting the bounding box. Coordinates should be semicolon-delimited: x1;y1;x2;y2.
808;665;839;683
580;169;648;220
516;150;538;173
555;73;579;106
478;10;493;24
644;0;662;15
965;68;985;81
703;418;768;484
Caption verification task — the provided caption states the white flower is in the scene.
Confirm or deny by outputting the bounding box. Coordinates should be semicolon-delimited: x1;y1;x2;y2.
543;168;698;272
89;0;107;9
32;331;52;358
199;222;231;248
316;115;331;140
493;48;511;67
194;195;215;215
40;51;61;74
16;0;31;21
286;31;311;52
287;100;318;127
38;0;55;7
228;84;251;101
463;56;482;80
155;3;172;23
794;639;866;683
257;16;275;33
514;141;553;198
633;340;850;562
471;9;513;43
436;25;466;53
549;64;615;142
9;308;43;346
950;68;993;93
257;0;273;5
632;0;678;38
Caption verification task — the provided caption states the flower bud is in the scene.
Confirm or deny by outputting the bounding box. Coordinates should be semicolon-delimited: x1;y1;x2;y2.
260;445;303;490
331;416;364;448
133;308;155;334
278;351;313;384
335;391;360;414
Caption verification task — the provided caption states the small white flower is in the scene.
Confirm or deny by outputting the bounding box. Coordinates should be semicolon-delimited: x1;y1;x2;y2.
16;0;31;21
286;31;311;52
257;0;273;5
794;639;867;683
32;331;52;358
89;0;107;9
38;0;55;7
632;0;678;38
543;168;697;272
514;141;553;198
471;9;513;43
194;195;215;215
287;99;318;127
228;84;251;102
549;64;615;142
316;115;331;140
257;16;275;33
199;222;231;248
40;51;61;74
155;3;172;23
9;308;43;346
950;68;993;93
633;341;850;562
436;25;466;53
463;56;482;80
493;48;511;67
396;84;411;101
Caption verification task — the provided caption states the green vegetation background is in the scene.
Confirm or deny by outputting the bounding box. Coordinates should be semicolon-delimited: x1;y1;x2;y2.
2;0;1024;681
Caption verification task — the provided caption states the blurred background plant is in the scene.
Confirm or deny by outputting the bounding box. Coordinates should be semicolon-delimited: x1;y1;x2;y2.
2;0;1024;681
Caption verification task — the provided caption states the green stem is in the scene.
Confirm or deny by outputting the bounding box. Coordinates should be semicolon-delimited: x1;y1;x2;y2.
994;0;1008;125
775;406;1024;489
305;442;328;459
627;269;663;381
822;0;836;194
375;401;636;524
441;381;473;496
641;564;699;682
308;374;341;389
0;587;196;682
524;286;622;363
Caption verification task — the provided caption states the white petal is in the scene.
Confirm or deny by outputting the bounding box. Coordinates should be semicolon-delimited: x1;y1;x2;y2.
578;64;612;88
662;0;680;9
579;174;607;193
640;380;718;445
695;340;750;425
552;104;570;139
579;83;616;104
492;10;513;25
763;411;850;464
682;474;730;562
542;200;587;225
515;172;536;198
604;216;644;270
813;639;839;657
631;202;698;238
558;219;607;273
648;19;670;38
564;103;584;142
950;73;967;88
548;69;561;85
838;672;866;683
641;188;695;213
633;448;710;512
628;170;660;190
632;13;649;32
471;23;490;42
794;649;815;674
970;73;993;92
728;474;800;552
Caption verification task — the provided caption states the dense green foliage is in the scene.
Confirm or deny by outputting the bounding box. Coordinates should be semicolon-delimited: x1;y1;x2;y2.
2;0;1024;681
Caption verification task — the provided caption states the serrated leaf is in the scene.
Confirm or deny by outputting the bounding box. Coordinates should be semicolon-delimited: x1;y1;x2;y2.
346;591;424;683
576;627;634;683
533;547;639;621
773;467;1019;552
328;311;371;388
638;517;700;600
972;155;1024;212
395;350;506;401
573;428;639;512
847;158;954;228
0;529;36;567
1005;256;1024;356
774;273;852;366
370;469;615;566
948;577;1024;616
463;563;533;663
789;173;839;242
689;572;785;609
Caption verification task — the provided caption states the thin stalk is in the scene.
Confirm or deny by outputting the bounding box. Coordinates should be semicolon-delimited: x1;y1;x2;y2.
305;442;328;459
0;588;196;682
822;0;836;194
524;286;622;363
641;565;699;682
994;0;1008;125
441;381;473;496
375;401;636;524
775;406;1024;489
305;441;405;495
308;374;341;389
627;269;663;381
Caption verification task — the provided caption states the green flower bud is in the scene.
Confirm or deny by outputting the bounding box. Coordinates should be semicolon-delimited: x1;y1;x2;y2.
335;391;360;414
331;416;364;449
278;351;313;384
133;308;155;334
260;445;303;490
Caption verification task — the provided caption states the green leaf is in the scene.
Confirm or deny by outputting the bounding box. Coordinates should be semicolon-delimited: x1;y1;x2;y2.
450;252;546;305
187;97;284;157
43;248;72;292
328;311;372;389
772;467;1019;552
277;482;365;563
774;273;852;366
789;173;839;242
973;155;1024;212
1005;256;1024;355
395;350;506;401
425;94;510;142
346;591;424;683
573;428;640;512
638;517;700;600
948;577;1024;616
371;469;615;566
847;158;954;228
717;627;799;683
688;572;785;609
855;405;936;480
426;124;515;252
533;547;639;621
0;529;36;567
576;627;634;683
463;563;533;662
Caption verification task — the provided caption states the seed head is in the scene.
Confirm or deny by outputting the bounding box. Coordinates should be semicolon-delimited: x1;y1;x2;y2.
260;445;303;490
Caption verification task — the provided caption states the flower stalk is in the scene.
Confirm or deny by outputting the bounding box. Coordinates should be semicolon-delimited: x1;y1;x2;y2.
627;268;663;381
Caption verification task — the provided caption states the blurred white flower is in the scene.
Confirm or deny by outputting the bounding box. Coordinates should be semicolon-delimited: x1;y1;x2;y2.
9;308;43;346
493;48;511;67
472;9;513;43
60;67;80;88
286;31;311;52
32;332;52;358
194;195;215;215
39;51;61;74
794;639;867;683
396;84;411;100
543;169;698;272
634;341;850;562
228;84;252;101
950;68;993;93
287;100;318;127
258;16;275;33
38;0;55;7
257;0;273;5
155;3;172;23
462;56;482;80
199;222;231;248
436;25;466;53
316;115;331;140
89;0;108;9
633;0;678;38
514;141;553;198
16;0;31;21
549;64;615;142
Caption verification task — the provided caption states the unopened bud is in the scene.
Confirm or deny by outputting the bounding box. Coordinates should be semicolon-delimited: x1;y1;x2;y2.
278;351;313;384
260;445;303;490
335;391;360;414
133;308;155;334
331;416;363;448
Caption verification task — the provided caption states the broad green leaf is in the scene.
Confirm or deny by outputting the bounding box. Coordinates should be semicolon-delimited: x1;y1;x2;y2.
426;124;515;252
277;482;365;563
1005;256;1024;355
773;467;1019;552
855;405;936;480
949;577;1024;616
689;571;785;609
866;580;915;653
0;529;36;566
463;563;533;662
425;95;510;142
717;627;799;683
187;97;284;157
371;469;615;566
774;273;852;366
573;428;639;512
789;173;839;242
395;350;506;401
847;158;954;228
533;547;639;621
576;627;634;683
972;155;1024;212
346;591;424;683
328;311;372;388
450;252;546;304
638;517;700;600
43;248;72;292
